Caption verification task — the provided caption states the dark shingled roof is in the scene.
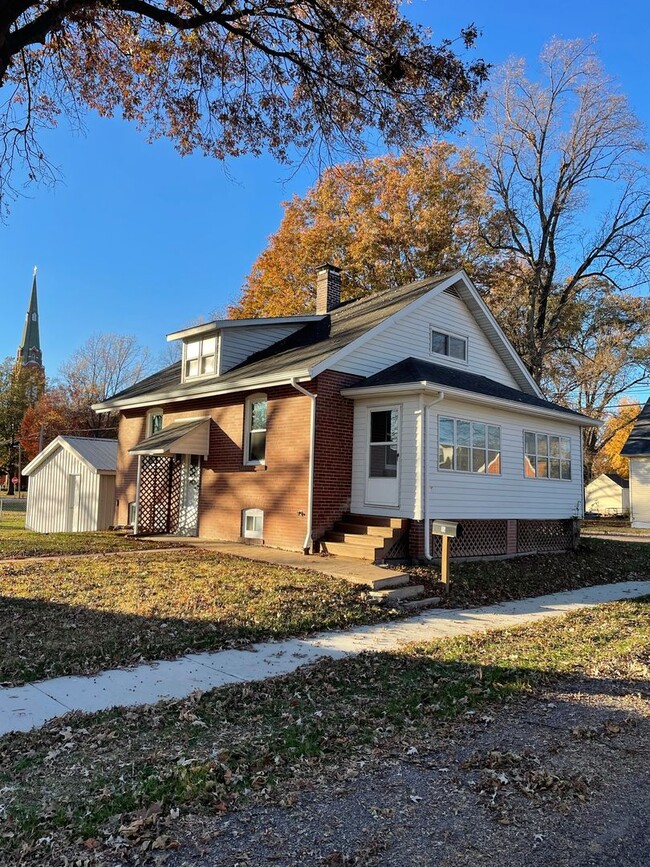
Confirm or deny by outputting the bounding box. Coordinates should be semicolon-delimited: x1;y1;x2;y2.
100;273;455;406
621;399;650;457
350;357;593;421
603;472;629;489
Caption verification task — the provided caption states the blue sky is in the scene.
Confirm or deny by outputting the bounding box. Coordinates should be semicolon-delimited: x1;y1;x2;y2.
1;0;649;404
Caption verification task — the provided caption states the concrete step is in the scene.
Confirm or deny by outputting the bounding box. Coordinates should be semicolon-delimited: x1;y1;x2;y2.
325;531;393;546
370;584;425;602
321;541;383;560
401;596;442;611
369;572;411;591
334;522;395;537
344;514;406;529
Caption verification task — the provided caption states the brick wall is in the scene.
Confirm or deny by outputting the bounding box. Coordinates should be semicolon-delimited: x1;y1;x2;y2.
114;385;312;551
311;370;362;543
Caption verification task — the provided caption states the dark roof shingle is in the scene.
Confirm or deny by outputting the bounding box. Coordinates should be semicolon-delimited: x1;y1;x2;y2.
349;357;593;421
621;399;650;457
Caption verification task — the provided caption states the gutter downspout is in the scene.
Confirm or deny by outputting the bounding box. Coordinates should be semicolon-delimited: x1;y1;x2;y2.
423;392;445;561
291;379;317;554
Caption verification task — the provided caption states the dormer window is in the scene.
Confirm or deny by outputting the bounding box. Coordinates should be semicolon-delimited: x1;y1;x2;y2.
431;329;467;362
184;335;217;379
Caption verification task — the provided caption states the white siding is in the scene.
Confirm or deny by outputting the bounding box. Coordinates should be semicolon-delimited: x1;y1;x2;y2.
25;445;112;533
629;457;650;528
585;475;629;515
220;325;302;373
350;395;584;520
332;289;520;388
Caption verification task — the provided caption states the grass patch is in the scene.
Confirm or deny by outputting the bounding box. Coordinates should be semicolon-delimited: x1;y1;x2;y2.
1;597;648;862
0;511;178;559
409;537;650;608
0;549;396;684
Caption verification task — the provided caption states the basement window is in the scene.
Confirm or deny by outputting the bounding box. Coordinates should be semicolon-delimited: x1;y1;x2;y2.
242;508;264;539
128;501;137;526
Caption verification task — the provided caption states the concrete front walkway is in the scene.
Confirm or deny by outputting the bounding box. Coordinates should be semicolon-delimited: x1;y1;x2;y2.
152;537;408;588
2;580;649;737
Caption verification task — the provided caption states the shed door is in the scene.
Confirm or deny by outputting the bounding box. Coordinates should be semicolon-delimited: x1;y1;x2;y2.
66;474;81;532
365;407;400;507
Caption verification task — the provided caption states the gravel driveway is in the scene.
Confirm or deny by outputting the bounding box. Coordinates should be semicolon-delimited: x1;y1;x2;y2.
166;674;650;867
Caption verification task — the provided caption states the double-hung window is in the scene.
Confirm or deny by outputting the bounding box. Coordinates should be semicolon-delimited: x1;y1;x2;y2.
431;329;467;362
184;335;217;379
439;417;501;474
147;409;163;436
524;432;571;480
245;395;267;464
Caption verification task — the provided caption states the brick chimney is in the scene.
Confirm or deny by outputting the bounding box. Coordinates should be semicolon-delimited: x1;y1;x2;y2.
315;263;341;315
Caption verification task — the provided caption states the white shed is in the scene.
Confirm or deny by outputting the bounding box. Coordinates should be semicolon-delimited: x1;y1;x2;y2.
584;473;630;516
23;436;117;533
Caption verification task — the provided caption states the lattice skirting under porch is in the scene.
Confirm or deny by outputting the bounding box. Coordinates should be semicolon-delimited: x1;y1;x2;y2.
423;517;577;560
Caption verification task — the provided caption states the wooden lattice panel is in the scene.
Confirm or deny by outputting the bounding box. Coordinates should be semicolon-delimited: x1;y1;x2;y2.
431;519;508;558
138;455;182;535
517;519;573;553
383;530;409;561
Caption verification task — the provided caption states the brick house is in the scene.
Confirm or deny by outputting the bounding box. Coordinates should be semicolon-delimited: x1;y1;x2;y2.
94;267;598;560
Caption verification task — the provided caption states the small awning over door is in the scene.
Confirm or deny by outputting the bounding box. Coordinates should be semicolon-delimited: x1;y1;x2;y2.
129;418;210;458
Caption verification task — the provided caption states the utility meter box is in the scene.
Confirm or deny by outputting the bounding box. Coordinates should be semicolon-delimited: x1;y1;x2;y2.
431;520;463;539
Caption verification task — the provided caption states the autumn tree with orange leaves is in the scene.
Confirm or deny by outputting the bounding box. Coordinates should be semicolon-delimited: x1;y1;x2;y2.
592;400;642;480
230;142;500;318
0;1;487;212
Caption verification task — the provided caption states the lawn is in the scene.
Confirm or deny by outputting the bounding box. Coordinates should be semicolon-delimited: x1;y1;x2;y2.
408;536;650;608
0;549;396;684
0;511;178;559
0;597;648;863
2;536;648;685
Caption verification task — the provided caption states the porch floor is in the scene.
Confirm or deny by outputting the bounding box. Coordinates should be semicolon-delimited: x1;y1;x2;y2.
145;536;408;589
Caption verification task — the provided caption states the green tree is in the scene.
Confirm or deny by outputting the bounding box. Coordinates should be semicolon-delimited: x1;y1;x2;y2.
0;2;487;212
230;142;499;318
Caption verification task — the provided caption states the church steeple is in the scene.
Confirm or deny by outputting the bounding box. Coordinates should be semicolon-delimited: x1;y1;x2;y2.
17;268;43;369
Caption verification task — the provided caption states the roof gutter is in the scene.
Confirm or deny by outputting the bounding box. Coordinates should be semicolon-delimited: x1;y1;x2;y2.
290;378;317;554
92;372;312;414
341;382;600;427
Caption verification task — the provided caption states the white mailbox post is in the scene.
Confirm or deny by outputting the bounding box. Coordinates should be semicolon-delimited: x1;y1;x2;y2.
431;520;463;588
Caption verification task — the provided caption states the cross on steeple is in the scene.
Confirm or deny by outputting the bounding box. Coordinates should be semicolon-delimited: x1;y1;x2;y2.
16;267;43;370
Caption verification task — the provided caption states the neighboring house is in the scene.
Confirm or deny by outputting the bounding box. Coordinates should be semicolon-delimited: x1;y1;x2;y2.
23;436;118;533
584;473;630;516
94;267;598;560
621;399;650;529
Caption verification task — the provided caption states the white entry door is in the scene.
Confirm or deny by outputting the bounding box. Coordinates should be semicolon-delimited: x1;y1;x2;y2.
365;406;400;507
66;474;81;532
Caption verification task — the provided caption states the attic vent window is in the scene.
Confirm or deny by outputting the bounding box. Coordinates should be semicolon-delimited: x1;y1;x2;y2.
431;329;467;362
185;336;217;379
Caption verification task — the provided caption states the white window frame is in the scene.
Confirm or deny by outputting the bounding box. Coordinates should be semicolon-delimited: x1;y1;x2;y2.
244;393;268;466
128;501;137;526
430;327;468;364
146;407;164;437
523;430;572;481
182;334;219;381
242;508;264;539
438;415;502;475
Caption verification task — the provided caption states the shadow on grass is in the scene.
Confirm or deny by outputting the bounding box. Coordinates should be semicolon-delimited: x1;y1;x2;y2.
1;604;649;864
